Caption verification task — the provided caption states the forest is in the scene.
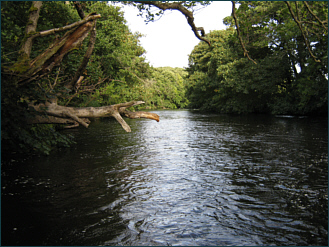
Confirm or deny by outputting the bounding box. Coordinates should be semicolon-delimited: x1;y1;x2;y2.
186;1;328;115
1;1;328;156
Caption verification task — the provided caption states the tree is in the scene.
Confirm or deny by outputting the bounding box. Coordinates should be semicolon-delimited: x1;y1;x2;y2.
186;29;286;114
1;1;160;155
229;1;328;64
142;67;189;109
2;1;214;155
186;1;327;115
4;1;158;125
226;1;328;114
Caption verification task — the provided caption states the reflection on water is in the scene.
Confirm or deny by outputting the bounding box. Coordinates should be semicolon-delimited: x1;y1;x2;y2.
2;110;328;246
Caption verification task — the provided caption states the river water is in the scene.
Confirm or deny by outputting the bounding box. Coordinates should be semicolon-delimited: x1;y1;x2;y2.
2;110;328;246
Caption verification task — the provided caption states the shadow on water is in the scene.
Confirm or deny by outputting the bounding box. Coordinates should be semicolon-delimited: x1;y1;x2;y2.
2;110;328;245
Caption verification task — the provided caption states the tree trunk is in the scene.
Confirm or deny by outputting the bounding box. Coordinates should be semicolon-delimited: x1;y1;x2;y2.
66;21;97;90
29;101;160;132
19;1;43;60
14;13;101;84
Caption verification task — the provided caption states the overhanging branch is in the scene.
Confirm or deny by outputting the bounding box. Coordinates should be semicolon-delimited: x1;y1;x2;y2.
66;6;98;90
29;14;101;39
134;1;211;46
30;100;160;132
18;13;101;83
285;1;321;63
303;1;328;32
231;1;257;64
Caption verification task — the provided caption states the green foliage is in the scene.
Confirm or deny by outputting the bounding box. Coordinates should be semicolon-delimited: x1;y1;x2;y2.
1;1;31;65
80;66;189;110
64;2;151;107
186;29;281;113
142;67;189;109
187;2;328;115
1;75;74;158
2;0;327;158
2;1;151;155
2;1;189;157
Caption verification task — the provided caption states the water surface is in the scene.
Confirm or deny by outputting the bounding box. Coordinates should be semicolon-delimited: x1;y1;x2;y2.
2;110;328;245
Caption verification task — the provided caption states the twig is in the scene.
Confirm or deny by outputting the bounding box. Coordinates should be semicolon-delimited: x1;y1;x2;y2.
285;1;320;63
231;1;257;64
51;67;61;89
303;1;328;31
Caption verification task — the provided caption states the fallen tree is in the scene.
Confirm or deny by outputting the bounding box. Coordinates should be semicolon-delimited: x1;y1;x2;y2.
4;1;211;133
3;1;165;133
29;100;159;132
2;0;210;156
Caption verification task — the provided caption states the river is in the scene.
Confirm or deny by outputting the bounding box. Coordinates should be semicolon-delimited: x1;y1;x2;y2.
2;110;328;246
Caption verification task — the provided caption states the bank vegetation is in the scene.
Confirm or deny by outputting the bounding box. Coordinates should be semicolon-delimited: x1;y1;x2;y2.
1;1;327;157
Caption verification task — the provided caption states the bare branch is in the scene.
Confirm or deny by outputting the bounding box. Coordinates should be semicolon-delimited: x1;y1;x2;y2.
113;100;146;110
50;67;61;90
231;1;257;64
30;100;160;132
27;114;90;126
20;14;100;81
121;110;160;122
303;1;328;32
285;1;320;63
66;20;97;90
134;1;211;46
29;14;101;39
19;1;43;60
63;110;89;128
73;1;85;19
112;111;132;132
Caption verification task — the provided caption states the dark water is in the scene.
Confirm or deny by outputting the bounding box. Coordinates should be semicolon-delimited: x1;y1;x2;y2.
2;110;328;246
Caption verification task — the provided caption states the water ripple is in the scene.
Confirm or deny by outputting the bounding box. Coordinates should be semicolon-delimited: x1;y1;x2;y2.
2;111;327;246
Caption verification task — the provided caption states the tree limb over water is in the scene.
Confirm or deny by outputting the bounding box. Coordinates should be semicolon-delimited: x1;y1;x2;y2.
29;100;159;132
4;1;159;133
132;1;211;46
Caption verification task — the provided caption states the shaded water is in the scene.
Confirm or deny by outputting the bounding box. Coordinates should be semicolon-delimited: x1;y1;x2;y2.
2;110;328;246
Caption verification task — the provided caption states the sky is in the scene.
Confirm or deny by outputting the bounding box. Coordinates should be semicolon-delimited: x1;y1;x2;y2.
112;1;233;68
